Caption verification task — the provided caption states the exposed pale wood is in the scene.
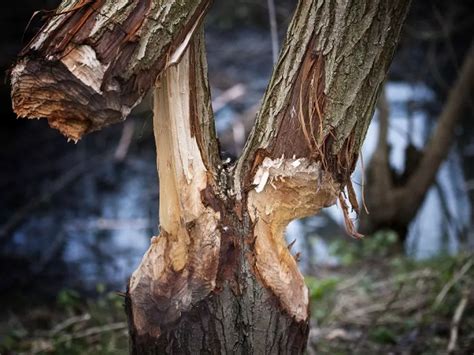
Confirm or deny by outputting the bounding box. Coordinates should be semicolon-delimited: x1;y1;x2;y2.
248;157;340;321
128;30;221;339
126;29;309;354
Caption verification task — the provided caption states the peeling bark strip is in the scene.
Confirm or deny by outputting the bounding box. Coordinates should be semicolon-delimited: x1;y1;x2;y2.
236;0;411;191
10;0;211;140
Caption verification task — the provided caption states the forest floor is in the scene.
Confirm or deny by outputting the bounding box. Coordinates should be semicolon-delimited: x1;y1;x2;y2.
1;236;473;355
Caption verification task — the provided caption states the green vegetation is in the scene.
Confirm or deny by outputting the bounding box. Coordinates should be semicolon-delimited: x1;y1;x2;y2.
0;286;128;354
307;234;474;354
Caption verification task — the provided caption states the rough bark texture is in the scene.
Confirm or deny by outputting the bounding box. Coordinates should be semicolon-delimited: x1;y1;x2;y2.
125;1;410;352
10;0;411;353
229;0;411;244
360;46;474;240
10;0;211;140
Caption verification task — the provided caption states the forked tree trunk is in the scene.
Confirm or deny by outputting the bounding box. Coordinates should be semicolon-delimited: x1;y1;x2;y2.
10;0;410;353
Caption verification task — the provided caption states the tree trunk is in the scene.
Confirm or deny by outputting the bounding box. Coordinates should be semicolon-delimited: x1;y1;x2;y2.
10;0;411;353
125;29;310;354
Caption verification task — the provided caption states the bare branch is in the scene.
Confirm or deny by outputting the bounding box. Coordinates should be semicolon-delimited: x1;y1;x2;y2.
447;292;469;353
400;45;474;222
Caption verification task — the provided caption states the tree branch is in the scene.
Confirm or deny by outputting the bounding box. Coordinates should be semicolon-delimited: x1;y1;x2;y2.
358;90;398;233
369;91;394;194
128;29;222;339
234;0;411;315
10;0;211;140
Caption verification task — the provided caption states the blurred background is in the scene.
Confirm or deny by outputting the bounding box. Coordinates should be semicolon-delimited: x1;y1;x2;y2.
0;0;473;353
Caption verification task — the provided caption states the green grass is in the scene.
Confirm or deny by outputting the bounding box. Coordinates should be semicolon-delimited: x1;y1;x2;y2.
306;236;474;354
1;287;128;354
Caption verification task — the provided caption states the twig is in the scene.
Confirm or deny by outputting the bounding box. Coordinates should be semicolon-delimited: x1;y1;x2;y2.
267;0;279;64
211;83;246;112
354;281;405;350
56;322;127;343
371;268;435;289
434;257;473;307
49;313;91;336
447;292;469;353
31;322;127;354
32;231;66;276
0;156;105;243
336;270;367;291
67;217;151;231
114;120;135;162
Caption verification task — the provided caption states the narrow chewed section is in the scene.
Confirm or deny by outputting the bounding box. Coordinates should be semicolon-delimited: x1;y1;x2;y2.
248;157;340;321
128;44;220;338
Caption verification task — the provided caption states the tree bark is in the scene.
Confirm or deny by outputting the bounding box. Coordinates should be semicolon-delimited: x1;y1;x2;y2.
10;0;411;353
125;29;309;354
126;1;410;352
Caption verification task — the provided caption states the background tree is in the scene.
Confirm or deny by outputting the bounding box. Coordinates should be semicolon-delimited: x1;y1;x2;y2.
359;47;474;242
355;0;474;248
10;0;410;352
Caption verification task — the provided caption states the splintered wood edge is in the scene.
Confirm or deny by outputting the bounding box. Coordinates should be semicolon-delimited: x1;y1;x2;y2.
248;157;340;321
128;42;221;338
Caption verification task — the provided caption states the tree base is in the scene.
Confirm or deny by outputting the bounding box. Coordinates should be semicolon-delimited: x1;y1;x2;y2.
126;275;309;354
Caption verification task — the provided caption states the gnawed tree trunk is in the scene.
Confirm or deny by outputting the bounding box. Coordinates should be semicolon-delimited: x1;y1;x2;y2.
126;28;310;354
10;0;410;353
359;45;474;242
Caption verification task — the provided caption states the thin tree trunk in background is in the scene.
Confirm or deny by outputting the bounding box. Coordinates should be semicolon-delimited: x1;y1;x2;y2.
360;46;474;239
10;0;411;353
